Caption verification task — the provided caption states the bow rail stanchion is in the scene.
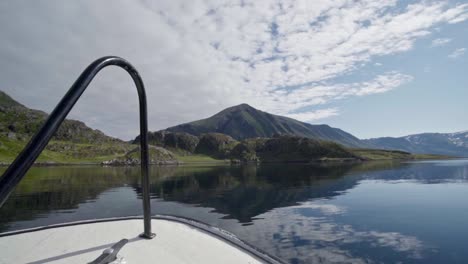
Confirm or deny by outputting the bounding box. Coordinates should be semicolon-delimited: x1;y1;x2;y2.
0;56;155;239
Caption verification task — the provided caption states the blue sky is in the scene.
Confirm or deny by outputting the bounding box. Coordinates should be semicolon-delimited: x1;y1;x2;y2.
322;21;468;138
0;1;467;139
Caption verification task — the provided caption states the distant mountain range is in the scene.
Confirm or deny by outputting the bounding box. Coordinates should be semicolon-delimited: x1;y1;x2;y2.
364;132;468;157
162;103;468;157
166;103;366;148
1;90;466;160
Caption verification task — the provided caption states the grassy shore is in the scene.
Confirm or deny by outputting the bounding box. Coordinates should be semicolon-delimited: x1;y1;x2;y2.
352;148;454;160
0;137;129;164
0;137;455;166
174;154;228;164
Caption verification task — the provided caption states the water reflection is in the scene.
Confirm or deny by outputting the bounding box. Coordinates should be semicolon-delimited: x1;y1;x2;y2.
0;160;467;263
0;162;392;227
242;203;426;263
151;163;363;222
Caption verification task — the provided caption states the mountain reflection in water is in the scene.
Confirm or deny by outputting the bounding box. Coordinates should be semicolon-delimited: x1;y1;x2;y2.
1;160;467;263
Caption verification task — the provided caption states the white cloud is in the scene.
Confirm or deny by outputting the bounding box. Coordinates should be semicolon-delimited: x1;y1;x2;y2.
431;38;452;47
448;48;466;58
291;201;346;215
260;72;413;118
0;1;467;138
286;108;339;122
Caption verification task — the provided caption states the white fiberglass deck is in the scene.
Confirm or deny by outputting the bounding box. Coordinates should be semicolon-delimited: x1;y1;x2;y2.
0;218;267;264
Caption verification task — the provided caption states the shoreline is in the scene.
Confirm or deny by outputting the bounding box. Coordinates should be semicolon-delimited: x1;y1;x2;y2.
0;156;462;168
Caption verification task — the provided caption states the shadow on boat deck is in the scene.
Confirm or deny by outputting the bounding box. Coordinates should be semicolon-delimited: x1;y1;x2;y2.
26;236;143;264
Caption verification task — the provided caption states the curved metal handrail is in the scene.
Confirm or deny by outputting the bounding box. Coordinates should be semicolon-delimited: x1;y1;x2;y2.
0;56;155;239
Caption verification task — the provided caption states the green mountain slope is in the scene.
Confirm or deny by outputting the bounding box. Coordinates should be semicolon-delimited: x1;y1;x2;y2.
231;135;359;163
165;104;366;147
0;91;121;144
0;90;452;164
0;90;132;163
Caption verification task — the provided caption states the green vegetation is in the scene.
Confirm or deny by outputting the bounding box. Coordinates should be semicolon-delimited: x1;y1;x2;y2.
165;103;366;147
0;90;131;165
352;148;414;160
174;153;227;163
0;92;120;145
195;133;239;158
256;136;358;162
352;148;451;160
412;153;454;160
134;131;199;153
0;137;126;164
0;90;455;166
104;145;178;165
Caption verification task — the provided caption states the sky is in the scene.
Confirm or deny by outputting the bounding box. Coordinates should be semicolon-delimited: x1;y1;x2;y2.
0;0;467;140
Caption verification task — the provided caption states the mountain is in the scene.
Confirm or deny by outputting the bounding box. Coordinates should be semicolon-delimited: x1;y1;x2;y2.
364;131;468;157
165;103;366;148
0;90;120;144
0;90;132;163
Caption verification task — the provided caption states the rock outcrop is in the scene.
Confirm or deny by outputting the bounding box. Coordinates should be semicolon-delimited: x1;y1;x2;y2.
102;145;178;166
194;133;238;158
134;131;199;153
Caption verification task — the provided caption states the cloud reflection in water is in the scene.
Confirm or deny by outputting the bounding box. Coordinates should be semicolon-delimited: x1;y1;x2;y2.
231;200;427;264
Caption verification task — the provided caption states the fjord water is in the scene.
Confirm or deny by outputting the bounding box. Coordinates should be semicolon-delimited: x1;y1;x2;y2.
1;160;467;263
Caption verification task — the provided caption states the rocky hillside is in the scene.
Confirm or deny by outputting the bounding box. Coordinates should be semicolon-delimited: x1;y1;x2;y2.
0;90;121;144
165;103;366;148
230;135;359;163
135;130;425;163
133;131;199;153
102;146;178;166
364;131;468;157
0;90;131;163
0;90;452;164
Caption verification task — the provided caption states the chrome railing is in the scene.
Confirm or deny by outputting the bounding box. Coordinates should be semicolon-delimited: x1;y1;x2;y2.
0;56;155;239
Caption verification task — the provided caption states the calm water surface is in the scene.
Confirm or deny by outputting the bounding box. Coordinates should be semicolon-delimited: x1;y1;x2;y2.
1;160;468;263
